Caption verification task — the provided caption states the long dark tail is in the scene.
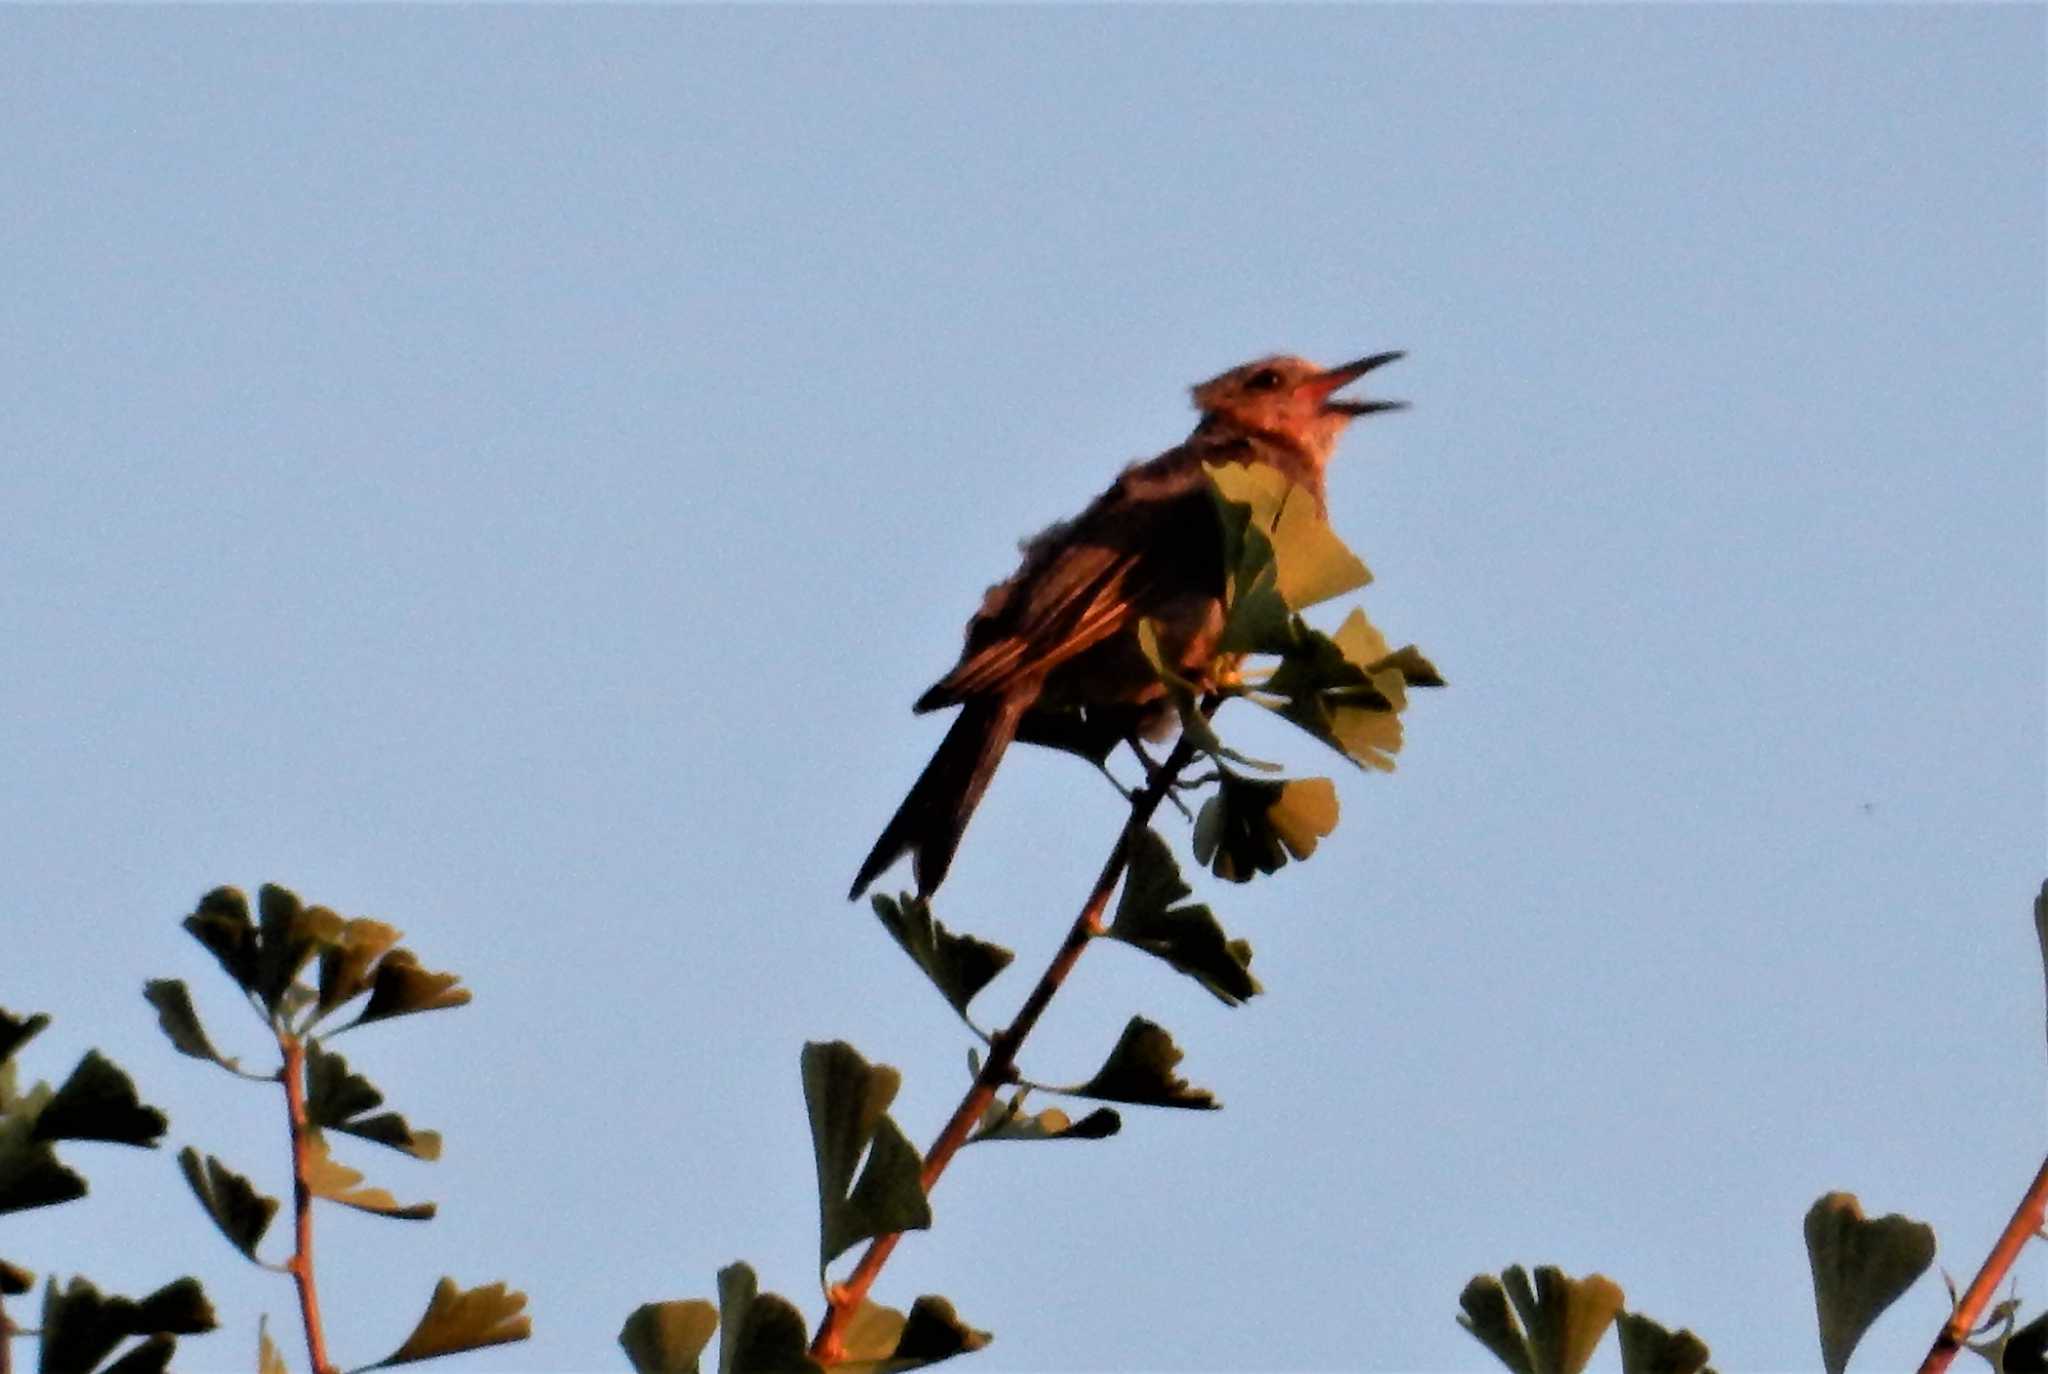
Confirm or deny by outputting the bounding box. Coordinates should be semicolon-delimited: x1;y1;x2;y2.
849;694;1029;901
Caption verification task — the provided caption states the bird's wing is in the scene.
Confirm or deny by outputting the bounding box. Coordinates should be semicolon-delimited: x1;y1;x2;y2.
917;443;1228;708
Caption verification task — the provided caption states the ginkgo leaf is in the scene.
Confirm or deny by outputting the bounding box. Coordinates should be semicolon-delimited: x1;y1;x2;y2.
967;1091;1120;1145
142;980;243;1075
304;1041;443;1160
0;1133;85;1214
375;1278;530;1366
1615;1311;1714;1374
304;1135;435;1220
130;1276;215;1335
176;1148;277;1262
835;1294;993;1374
318;918;404;1018
35;1051;167;1147
356;950;470;1027
1068;1018;1217;1110
260;1314;290;1374
1207;461;1371;612
619;1300;720;1374
255;886;344;1016
1992;1307;2048;1372
802;1043;931;1269
305;1041;383;1128
0;1007;50;1068
1458;1266;1625;1374
715;1263;818;1374
1206;476;1292;655
1805;1192;1934;1374
1193;776;1338;884
1105;829;1259;1004
38;1275;216;1374
836;1298;906;1365
182;887;260;997
869;895;1013;1021
890;1296;992;1368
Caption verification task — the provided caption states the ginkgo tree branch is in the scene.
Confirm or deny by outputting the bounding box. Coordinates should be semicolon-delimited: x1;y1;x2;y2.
278;1031;337;1374
1916;1152;2048;1374
809;725;1207;1363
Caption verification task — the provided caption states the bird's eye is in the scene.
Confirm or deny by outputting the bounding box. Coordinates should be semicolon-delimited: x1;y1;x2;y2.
1245;368;1282;391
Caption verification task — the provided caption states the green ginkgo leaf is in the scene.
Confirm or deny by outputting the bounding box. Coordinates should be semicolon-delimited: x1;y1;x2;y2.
141;980;243;1075
869;895;1013;1022
802;1043;931;1269
1193;776;1339;884
891;1296;992;1368
176;1148;277;1262
182;887;260;999
1615;1311;1714;1374
715;1264;817;1374
1458;1266;1625;1374
38;1275;215;1374
1068;1018;1217;1110
304;1041;441;1161
355;950;471;1027
1105;829;1259;1004
0;1007;50;1068
1804;1192;1935;1374
0;1134;85;1215
35;1051;166;1148
619;1300;721;1374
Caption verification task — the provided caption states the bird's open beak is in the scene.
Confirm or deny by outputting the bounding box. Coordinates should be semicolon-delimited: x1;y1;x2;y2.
1307;351;1406;416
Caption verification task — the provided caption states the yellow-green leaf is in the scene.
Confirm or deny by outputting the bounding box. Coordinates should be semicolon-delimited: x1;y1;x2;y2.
303;1135;435;1220
620;1300;720;1374
378;1278;530;1366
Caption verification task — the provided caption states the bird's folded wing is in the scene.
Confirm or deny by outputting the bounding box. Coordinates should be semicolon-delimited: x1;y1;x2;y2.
922;542;1151;703
916;446;1222;711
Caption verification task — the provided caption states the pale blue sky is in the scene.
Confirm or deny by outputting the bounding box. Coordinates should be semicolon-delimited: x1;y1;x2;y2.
3;8;2042;1372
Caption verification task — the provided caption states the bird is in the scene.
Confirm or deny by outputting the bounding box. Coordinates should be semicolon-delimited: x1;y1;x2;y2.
849;351;1405;902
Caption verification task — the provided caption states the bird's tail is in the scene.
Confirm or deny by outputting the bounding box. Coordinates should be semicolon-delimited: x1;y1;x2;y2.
849;695;1029;901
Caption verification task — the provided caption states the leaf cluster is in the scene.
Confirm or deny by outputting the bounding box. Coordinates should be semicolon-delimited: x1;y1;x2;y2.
1458;1265;1706;1374
157;884;466;1051
149;882;524;1373
621;1263;988;1374
1457;1193;1952;1374
0;1008;212;1374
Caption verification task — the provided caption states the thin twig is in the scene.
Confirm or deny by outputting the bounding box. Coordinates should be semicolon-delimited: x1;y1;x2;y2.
1916;1152;2048;1374
278;1032;336;1374
810;728;1204;1363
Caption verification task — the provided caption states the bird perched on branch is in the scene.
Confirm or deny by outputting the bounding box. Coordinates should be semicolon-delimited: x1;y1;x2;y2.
850;351;1405;901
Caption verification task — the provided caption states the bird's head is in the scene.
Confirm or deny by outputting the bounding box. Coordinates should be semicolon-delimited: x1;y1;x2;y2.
1190;352;1405;463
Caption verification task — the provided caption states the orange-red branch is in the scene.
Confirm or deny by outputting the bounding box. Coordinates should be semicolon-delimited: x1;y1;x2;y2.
279;1033;336;1374
810;733;1199;1363
1917;1151;2048;1374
